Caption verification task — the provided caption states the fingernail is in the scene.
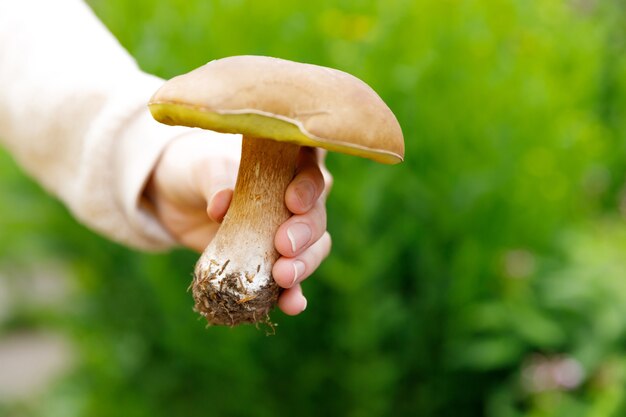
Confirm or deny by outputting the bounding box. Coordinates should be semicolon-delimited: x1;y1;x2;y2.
295;181;316;208
291;260;305;286
286;223;312;253
301;296;308;312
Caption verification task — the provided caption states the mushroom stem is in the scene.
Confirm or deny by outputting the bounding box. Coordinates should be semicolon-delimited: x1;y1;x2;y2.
193;135;301;325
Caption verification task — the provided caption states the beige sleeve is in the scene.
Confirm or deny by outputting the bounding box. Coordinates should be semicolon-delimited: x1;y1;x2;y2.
0;0;239;251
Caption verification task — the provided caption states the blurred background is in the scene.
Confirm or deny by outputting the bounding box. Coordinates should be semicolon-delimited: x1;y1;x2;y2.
1;0;626;416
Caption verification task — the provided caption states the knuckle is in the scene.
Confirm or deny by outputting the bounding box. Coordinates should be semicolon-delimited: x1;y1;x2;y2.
312;203;327;231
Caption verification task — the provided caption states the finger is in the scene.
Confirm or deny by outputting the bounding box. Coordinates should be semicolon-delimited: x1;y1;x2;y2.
207;188;233;223
275;200;327;257
285;151;325;215
273;232;332;288
277;284;308;316
178;221;220;253
314;148;333;201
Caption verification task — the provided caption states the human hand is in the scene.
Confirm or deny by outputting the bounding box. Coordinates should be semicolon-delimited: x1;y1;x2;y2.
145;132;332;316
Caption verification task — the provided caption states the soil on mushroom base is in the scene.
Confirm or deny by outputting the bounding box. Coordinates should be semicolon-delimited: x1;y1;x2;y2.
192;271;280;328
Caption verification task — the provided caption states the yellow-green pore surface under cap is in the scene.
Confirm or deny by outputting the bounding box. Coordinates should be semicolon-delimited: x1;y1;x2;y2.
148;56;404;164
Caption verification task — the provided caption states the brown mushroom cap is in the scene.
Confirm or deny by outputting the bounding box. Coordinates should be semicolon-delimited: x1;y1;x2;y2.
149;55;404;164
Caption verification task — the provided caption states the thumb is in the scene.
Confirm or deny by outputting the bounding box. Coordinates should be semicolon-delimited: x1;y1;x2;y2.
207;188;233;223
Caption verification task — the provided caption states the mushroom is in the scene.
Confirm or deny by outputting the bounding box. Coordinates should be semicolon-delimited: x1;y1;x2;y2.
149;55;404;326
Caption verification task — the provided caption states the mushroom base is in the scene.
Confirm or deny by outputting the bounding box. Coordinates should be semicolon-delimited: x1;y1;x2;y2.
192;269;280;326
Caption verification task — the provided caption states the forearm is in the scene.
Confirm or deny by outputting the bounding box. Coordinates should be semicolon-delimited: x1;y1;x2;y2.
0;0;185;250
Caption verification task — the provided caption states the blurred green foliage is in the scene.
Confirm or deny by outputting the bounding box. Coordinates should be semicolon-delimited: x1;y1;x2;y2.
1;0;626;416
